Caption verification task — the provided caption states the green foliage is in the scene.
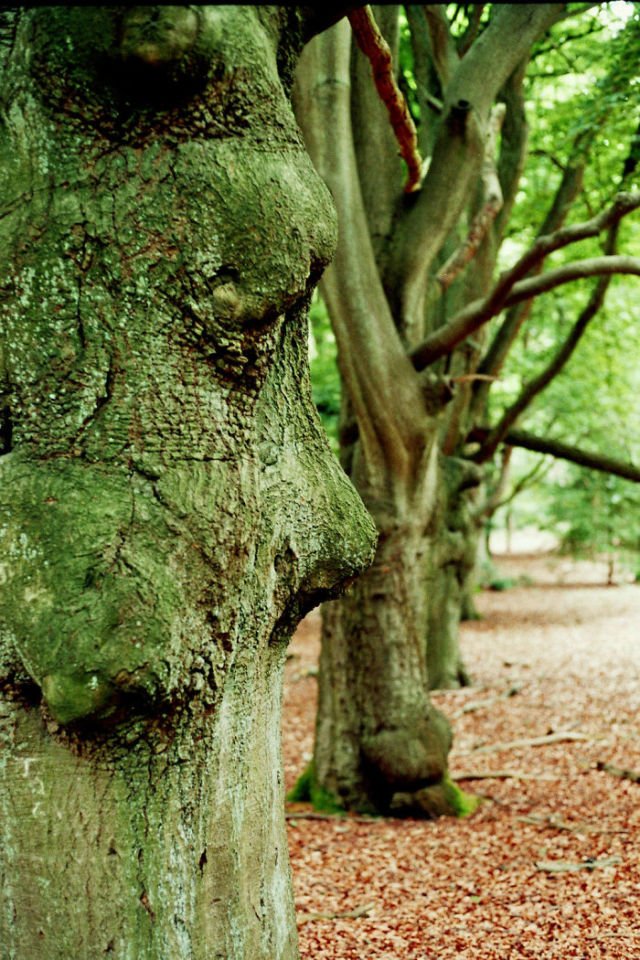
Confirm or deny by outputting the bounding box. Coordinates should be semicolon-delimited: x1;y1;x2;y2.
543;467;640;562
309;292;341;451
483;5;640;561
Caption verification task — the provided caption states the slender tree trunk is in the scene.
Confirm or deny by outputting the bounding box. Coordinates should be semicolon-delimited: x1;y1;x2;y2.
0;9;376;957
425;458;481;688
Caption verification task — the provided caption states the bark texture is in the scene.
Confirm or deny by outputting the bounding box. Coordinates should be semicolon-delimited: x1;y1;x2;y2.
0;8;376;958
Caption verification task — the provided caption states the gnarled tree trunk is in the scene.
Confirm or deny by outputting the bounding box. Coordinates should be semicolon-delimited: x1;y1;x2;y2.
0;8;375;958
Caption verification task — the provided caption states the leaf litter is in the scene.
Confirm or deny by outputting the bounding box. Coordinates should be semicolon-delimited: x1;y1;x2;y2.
282;550;640;959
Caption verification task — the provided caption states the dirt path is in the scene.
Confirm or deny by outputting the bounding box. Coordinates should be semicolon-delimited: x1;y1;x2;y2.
282;551;640;959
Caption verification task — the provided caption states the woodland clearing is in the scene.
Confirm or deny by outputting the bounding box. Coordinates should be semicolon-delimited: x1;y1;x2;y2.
283;544;640;959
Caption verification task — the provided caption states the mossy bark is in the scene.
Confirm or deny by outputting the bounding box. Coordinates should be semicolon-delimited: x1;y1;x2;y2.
0;8;376;958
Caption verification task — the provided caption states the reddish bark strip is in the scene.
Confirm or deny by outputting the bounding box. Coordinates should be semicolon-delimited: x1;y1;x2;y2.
348;6;424;193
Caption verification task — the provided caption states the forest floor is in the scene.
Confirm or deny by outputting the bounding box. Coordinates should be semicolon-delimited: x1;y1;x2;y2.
282;543;640;959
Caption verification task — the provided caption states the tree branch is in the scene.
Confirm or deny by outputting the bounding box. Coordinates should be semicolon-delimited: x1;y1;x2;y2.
294;21;430;476
481;222;619;460
350;6;405;267
458;4;486;57
348;6;424;193
384;4;566;340
501;254;640;306
436;103;506;291
468;427;640;484
475;153;588;392
410;192;640;370
423;5;458;88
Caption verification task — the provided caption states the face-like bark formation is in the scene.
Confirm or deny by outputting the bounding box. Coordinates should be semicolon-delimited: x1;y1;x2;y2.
0;8;376;957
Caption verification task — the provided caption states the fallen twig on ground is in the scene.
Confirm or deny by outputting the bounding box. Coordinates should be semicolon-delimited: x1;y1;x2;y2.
518;814;628;834
535;856;621;873
452;769;557;782
286;811;379;824
468;731;590;754
461;684;523;714
297;902;376;925
596;760;640;783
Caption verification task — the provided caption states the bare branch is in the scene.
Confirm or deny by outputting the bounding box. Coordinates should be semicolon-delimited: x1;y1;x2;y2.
503;254;640;306
478;454;554;518
468;427;640;484
437;103;506;291
348;6;424;193
411;192;640;370
475;153;588;397
458;4;486;57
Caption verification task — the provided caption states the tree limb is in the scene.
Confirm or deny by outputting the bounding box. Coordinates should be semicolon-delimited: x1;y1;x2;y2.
535;856;621;873
348;6;423;193
294;21;431;476
468;731;590;754
501;254;640;306
596;761;640;784
475;226;619;462
423;5;458;88
473;154;587;413
350;6;405;268
468;427;640;484
452;769;557;782
458;4;486;57
410;192;640;370
384;4;566;339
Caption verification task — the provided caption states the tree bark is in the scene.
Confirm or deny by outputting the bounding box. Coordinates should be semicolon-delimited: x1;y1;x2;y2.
313;449;454;815
0;8;376;958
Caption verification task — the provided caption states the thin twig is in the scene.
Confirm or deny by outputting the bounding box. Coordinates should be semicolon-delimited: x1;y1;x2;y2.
285;811;380;824
466;731;590;755
518;814;628;834
452;770;558;782
535;856;621;873
297;902;376;925
596;761;640;783
348;6;424;193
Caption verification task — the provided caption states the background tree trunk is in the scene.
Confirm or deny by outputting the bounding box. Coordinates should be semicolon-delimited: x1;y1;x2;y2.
314;446;453;815
0;8;376;957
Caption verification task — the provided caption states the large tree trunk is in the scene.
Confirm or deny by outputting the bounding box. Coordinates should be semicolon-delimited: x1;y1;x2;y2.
315;484;451;814
304;442;476;818
0;8;376;958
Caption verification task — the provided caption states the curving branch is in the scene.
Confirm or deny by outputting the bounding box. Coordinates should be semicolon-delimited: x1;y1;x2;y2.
474;227;619;463
410;192;640;371
468;427;640;484
475;152;588;388
294;21;430;477
348;6;423;193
